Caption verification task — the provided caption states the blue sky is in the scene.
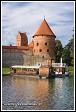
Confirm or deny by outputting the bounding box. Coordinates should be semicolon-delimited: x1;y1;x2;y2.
2;1;74;47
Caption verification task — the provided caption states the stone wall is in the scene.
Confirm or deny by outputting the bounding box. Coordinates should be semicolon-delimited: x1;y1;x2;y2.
2;52;52;67
2;53;24;67
2;52;50;67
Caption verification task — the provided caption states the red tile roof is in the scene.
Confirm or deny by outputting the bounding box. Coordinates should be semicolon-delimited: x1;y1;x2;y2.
29;41;34;48
33;19;56;37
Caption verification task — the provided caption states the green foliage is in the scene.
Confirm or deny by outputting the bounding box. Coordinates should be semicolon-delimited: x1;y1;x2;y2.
65;27;74;66
68;66;74;71
55;40;63;62
2;67;10;74
69;38;74;66
62;37;74;66
62;48;71;65
55;37;74;66
68;66;74;75
55;27;74;66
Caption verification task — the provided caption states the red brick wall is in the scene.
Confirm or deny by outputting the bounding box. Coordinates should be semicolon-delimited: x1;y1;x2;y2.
39;67;49;77
16;32;28;46
16;33;21;46
33;35;55;59
2;46;33;54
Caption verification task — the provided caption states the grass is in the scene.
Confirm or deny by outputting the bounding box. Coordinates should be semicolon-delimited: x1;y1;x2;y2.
2;67;33;75
68;66;74;76
2;67;10;75
68;66;74;71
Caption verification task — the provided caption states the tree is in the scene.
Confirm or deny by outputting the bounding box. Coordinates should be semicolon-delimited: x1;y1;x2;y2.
67;37;74;66
61;27;74;66
62;47;71;66
61;38;74;66
55;28;74;66
55;40;63;62
70;40;74;66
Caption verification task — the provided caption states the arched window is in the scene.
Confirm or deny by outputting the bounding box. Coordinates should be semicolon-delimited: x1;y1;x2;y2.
45;42;47;46
39;49;42;52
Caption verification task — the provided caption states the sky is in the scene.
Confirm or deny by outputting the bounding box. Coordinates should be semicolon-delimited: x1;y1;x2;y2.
2;1;74;47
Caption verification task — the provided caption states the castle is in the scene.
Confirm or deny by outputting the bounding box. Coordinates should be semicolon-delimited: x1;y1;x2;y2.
2;19;56;67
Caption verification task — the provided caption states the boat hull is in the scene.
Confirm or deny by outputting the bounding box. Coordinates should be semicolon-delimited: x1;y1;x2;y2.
55;74;65;78
55;75;65;78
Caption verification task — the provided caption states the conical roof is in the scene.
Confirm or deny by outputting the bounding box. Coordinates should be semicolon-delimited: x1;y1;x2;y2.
33;19;56;37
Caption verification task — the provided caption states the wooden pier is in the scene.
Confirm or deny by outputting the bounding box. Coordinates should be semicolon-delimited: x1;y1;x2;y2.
10;65;40;76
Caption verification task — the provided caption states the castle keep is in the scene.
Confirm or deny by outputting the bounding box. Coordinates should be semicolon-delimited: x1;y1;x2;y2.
2;19;56;67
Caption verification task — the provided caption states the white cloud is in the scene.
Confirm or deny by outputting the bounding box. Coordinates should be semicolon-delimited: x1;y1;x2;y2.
2;1;74;47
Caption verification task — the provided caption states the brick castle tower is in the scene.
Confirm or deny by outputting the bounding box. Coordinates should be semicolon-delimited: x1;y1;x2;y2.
2;18;56;67
16;32;28;46
33;19;56;60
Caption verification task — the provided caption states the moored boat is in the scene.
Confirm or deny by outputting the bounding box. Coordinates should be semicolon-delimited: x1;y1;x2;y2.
52;58;69;78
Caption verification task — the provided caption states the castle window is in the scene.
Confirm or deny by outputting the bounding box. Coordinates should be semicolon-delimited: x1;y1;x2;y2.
47;49;49;52
37;43;39;46
39;49;42;52
45;42;47;46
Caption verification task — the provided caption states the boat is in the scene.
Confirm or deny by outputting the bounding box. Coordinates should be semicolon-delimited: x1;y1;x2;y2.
52;58;69;78
55;71;65;78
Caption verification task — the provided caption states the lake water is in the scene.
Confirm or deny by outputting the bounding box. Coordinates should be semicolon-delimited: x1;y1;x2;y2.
2;75;74;110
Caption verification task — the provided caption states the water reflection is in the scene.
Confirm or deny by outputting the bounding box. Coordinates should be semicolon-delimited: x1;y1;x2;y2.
2;76;74;110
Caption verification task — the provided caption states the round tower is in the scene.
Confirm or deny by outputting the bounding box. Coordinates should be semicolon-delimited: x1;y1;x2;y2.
33;19;56;60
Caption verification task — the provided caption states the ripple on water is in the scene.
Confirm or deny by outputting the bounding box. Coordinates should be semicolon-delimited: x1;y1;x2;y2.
2;76;74;110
